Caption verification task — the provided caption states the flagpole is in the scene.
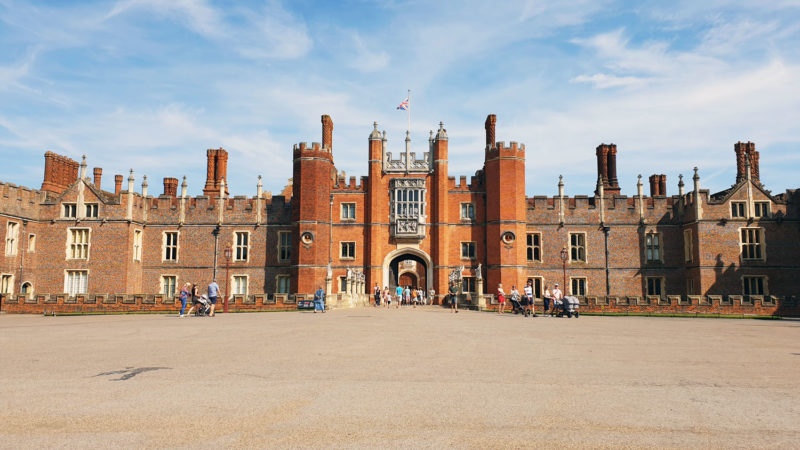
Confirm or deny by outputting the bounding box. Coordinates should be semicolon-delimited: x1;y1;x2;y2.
407;89;411;135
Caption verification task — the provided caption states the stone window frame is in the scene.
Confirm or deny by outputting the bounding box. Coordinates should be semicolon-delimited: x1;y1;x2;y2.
568;232;586;263
27;233;36;253
132;229;142;262
753;201;770;218
460;241;476;260
569;277;587;296
62;203;77;219
730;201;746;218
276;274;290;294
739;227;765;261
66;227;91;260
742;275;767;296
340;202;356;221
459;202;475;221
683;229;693;263
526;232;542;262
20;280;33;299
526;276;544;299
645;276;665;296
0;273;14;296
233;230;250;262
85;203;99;218
5;220;19;256
232;274;248;296
338;276;347;293
277;231;291;263
64;270;88;296
340;241;356;260
644;231;663;264
160;274;178;298
162;230;179;262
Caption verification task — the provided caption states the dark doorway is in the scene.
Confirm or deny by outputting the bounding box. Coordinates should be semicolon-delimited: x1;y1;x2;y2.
388;253;428;291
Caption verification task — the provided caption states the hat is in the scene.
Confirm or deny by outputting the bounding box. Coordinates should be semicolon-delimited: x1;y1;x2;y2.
555;283;559;286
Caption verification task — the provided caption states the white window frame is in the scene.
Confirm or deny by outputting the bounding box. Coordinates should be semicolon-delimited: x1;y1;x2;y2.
163;231;179;262
0;273;14;296
160;275;178;298
460;241;476;259
569;277;587;296
645;231;662;263
278;231;291;262
742;276;767;296
67;228;91;260
63;203;77;218
526;232;542;262
730;201;746;218
340;241;356;260
64;270;88;296
569;232;586;263
233;231;250;262
683;229;693;263
276;275;290;294
740;227;765;261
460;202;475;221
232;274;248;296
645;277;664;296
753;202;770;218
85;203;98;218
133;229;142;262
340;202;356;220
27;234;35;253
5;221;19;256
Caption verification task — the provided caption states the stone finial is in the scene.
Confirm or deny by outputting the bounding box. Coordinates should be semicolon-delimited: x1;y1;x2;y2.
435;121;448;140
142;175;148;197
678;174;684;197
180;175;187;198
80;155;87;179
369;121;381;140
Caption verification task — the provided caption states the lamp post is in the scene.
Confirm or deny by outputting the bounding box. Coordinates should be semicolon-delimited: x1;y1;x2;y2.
223;244;232;313
560;247;568;294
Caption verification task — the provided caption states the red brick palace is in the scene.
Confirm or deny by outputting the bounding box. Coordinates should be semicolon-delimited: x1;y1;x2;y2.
0;114;798;315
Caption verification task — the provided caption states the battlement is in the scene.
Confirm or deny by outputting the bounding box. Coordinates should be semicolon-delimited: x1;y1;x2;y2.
332;175;365;192
485;141;525;160
447;174;483;192
0;181;45;213
293;141;334;162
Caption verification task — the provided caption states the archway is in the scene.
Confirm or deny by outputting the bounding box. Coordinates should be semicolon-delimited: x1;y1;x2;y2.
381;247;432;294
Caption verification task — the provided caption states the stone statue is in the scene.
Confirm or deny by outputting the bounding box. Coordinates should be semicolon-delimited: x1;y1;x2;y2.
476;263;482;280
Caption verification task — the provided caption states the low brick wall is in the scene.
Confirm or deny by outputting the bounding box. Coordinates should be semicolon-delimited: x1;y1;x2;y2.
490;294;799;316
0;293;302;314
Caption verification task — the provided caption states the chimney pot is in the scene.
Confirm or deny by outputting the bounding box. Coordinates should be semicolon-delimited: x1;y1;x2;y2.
114;175;123;195
93;168;102;189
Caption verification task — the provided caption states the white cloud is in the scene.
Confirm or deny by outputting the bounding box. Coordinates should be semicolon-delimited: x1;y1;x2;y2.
570;73;646;89
105;0;225;38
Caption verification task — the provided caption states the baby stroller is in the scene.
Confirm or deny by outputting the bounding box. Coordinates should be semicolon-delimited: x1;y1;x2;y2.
556;296;580;318
509;294;530;317
193;294;212;316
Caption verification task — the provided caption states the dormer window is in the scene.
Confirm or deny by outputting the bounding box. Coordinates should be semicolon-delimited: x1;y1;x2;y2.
730;202;745;218
85;204;98;218
754;202;770;218
63;203;77;218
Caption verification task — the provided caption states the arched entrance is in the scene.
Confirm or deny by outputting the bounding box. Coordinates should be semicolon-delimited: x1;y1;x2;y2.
382;248;432;293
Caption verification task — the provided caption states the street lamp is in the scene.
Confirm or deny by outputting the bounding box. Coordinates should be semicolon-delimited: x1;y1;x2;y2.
223;244;232;313
559;246;568;294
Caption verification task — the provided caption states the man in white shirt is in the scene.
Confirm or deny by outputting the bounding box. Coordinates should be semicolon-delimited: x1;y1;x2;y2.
523;280;534;317
551;283;564;317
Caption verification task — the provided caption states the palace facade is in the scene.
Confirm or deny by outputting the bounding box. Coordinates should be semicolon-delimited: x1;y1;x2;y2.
0;114;798;315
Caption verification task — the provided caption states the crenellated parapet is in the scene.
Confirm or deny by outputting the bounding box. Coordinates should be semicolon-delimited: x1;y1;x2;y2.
332;175;366;192
293;142;334;162
484;141;526;162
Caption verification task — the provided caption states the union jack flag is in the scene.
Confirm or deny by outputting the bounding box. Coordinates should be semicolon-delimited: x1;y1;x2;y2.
396;97;409;110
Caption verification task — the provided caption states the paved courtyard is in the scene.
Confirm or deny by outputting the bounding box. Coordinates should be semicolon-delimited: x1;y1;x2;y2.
0;308;798;449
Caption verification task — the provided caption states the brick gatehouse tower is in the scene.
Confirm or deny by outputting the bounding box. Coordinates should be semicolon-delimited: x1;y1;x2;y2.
0;114;798;315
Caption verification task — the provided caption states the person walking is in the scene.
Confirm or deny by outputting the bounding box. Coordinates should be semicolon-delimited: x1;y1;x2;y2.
552;283;564;317
185;283;201;317
383;286;391;308
395;285;403;309
207;279;220;317
449;282;459;313
178;282;190;317
543;284;552;317
524;280;535;317
313;286;326;313
403;286;411;306
496;283;506;314
510;285;520;314
373;283;381;307
411;287;418;308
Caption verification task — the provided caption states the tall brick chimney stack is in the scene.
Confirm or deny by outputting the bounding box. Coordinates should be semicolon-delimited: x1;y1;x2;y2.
595;144;620;196
734;141;759;184
114;175;123;195
648;174;667;196
321;115;333;150
41;152;79;194
93;168;102;190
163;177;178;197
203;148;229;197
485;114;496;149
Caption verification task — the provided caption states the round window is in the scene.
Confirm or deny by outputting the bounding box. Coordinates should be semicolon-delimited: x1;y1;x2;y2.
501;231;516;245
300;232;314;245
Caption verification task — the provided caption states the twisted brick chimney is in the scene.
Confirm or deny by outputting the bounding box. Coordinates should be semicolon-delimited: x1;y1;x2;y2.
322;115;333;150
735;141;759;183
203;148;229;197
41;152;79;194
93;168;102;190
114;175;123;195
163;177;178;197
649;174;667;196
485;114;496;149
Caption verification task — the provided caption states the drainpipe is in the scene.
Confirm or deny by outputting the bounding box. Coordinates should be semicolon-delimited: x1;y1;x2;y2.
212;226;219;280
18;220;27;297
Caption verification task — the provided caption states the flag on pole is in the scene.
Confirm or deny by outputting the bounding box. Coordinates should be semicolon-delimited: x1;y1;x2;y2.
396;97;409;111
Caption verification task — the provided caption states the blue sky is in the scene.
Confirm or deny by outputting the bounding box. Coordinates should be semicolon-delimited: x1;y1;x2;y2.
1;0;799;198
